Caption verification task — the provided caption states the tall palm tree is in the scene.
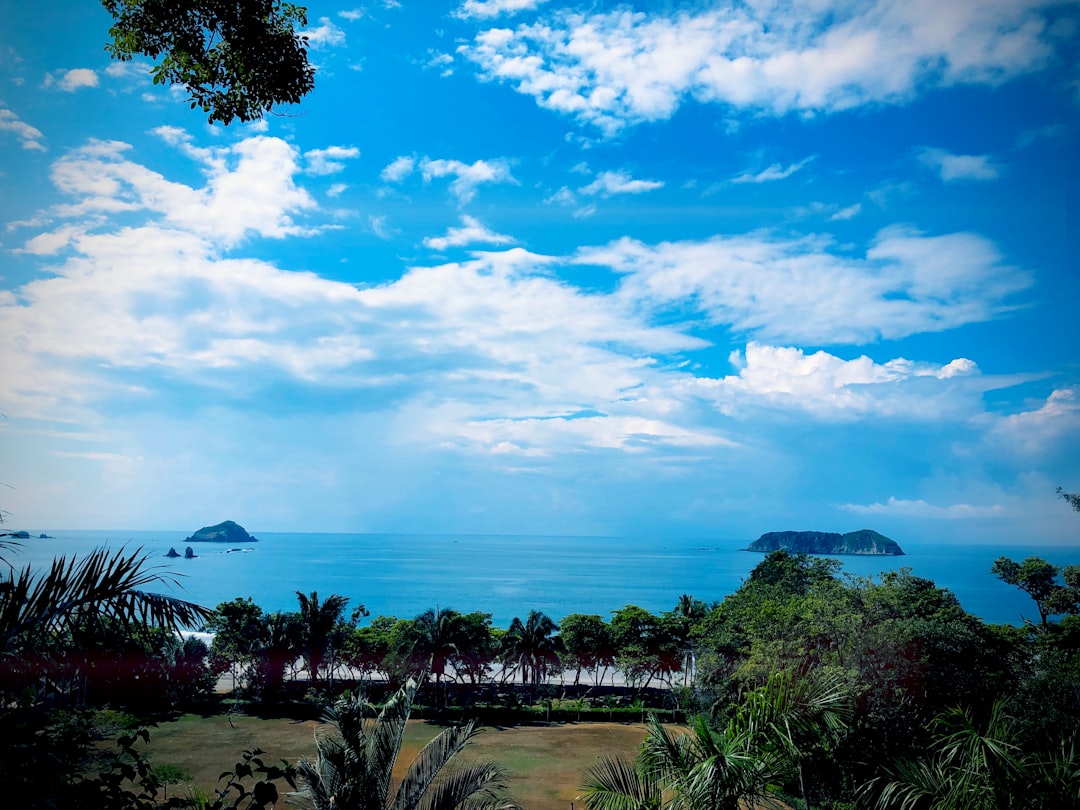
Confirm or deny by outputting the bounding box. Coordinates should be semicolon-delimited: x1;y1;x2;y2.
258;610;302;698
293;677;512;810
296;590;350;689
411;607;468;707
501;610;560;697
671;594;707;687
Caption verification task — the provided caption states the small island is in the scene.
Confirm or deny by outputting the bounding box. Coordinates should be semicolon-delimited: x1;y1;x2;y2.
746;529;904;556
185;520;258;543
165;546;198;559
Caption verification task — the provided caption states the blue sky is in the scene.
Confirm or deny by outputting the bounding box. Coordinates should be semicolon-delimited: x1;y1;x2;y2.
1;0;1078;545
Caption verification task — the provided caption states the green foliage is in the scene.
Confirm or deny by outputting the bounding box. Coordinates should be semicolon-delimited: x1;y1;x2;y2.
501;610;561;693
863;699;1032;810
1058;486;1080;512
991;556;1080;626
610;606;681;689
101;0;315;124
293;678;511;810
559;613;615;686
296;590;352;688
450;611;497;684
342;615;397;680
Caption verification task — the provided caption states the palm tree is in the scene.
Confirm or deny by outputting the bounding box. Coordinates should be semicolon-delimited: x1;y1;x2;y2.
580;753;661;810
296;590;350;689
670;595;707;687
864;699;1028;809
0;542;212;703
501;610;560;697
293;677;512;810
733;668;852;806
411;607;469;708
257;610;302;699
581;714;787;810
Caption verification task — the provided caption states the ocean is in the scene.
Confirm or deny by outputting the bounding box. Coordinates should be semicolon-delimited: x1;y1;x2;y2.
6;530;1077;628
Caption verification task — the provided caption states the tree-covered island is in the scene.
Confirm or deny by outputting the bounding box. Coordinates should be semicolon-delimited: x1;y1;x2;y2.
747;528;905;555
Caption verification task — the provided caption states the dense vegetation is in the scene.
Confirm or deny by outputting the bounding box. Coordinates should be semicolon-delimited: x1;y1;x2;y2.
2;523;1078;808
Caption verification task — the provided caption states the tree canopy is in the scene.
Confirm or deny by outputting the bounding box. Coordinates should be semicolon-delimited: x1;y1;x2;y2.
101;0;316;124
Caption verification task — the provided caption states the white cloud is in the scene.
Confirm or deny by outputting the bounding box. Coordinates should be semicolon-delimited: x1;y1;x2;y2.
327;183;348;197
456;0;549;19
840;497;1006;519
544;186;576;206
103;61;150;83
918;147;1000;181
676;343;997;421
579;169;663;196
426;51;455;76
339;9;365;21
418;157;518;203
381;155;416;182
305;18;347;49
460;1;1062;133
38;134;318;248
304;145;360;175
985;387;1080;458
830;203;862;221
423;215;516;251
0;106;45;151
731;157;814;184
577;226;1031;345
369;215;394;239
46;67;99;92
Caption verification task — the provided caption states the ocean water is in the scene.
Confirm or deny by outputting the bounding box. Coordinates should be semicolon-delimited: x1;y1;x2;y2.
5;531;1077;628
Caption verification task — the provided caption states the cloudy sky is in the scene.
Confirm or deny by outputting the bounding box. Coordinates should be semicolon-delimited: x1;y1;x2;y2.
1;0;1078;544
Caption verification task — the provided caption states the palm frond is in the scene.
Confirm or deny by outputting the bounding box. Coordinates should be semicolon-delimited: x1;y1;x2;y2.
413;762;509;810
579;756;661;810
391;721;480;810
0;545;211;649
863;758;950;810
369;677;421;805
640;714;694;783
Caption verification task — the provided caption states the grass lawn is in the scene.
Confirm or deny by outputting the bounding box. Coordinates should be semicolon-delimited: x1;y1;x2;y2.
130;713;649;809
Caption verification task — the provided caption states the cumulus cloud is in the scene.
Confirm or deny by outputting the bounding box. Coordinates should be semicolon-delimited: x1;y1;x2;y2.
304;145;360;175
0;106;45;151
456;0;549;19
45;67;99;92
678;343;994;421
984;387;1080;458
418;157;518;203
305;18;347;49
381;155;416;183
460;1;1063;132
423;215;515;251
918;147;1000;181
34;133;319;248
840;497;1006;518
3;136;1050;484
577;226;1031;345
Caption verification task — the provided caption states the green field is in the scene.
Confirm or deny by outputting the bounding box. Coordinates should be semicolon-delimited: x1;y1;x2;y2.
130;714;650;810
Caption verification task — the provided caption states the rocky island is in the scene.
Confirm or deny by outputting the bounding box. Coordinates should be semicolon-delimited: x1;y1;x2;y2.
185;520;258;543
747;529;904;556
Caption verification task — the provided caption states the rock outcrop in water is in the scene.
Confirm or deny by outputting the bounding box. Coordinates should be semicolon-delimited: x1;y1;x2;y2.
747;529;904;556
185;520;257;543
